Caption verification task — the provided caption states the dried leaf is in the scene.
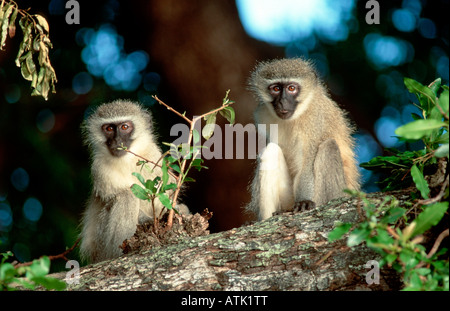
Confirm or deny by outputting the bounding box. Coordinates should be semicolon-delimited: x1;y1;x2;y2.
8;5;17;38
34;14;49;33
0;3;14;50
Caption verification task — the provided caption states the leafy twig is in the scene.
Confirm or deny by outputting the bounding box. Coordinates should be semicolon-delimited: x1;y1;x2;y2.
13;238;80;269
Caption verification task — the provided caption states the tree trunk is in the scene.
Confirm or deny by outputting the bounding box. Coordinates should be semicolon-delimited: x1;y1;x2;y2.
57;192;404;291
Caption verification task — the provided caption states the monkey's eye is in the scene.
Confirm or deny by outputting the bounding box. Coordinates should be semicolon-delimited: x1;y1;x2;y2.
104;125;114;132
120;123;132;131
287;85;297;92
269;85;281;93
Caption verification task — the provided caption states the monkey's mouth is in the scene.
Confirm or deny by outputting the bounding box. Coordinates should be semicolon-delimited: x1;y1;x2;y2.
276;109;293;119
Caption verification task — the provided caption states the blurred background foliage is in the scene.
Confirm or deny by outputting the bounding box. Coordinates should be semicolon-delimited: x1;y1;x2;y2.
0;0;448;270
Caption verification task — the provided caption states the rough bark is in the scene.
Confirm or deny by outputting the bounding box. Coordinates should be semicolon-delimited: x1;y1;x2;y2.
55;192;407;291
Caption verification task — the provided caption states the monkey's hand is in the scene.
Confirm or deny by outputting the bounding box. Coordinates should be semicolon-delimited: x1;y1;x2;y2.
293;200;316;213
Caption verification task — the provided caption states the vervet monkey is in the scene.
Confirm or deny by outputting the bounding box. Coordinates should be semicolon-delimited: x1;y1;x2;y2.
246;58;360;221
80;100;189;263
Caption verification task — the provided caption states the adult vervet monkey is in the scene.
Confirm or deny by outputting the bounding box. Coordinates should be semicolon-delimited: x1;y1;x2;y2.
80;100;189;263
246;58;360;220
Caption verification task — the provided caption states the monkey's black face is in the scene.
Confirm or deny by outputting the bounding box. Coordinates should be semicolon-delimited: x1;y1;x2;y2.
102;121;134;157
268;82;300;119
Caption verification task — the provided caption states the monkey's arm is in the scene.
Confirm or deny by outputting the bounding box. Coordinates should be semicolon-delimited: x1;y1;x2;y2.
290;138;346;212
80;191;140;263
312;138;346;205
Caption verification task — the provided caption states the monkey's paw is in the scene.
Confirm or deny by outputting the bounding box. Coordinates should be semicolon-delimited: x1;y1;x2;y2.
293;200;316;213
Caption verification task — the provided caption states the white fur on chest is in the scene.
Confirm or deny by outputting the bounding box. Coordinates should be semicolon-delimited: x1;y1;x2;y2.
93;153;136;196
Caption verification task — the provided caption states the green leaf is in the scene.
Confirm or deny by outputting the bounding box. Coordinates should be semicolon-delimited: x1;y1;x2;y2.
381;207;406;224
385;253;398;264
347;225;371;247
367;228;395;249
31;257;50;276
219;106;235;125
428;78;441;95
162;183;177;192
144;179;157;193
410;164;430;199
411;202;448;238
434;143;449;158
132;172;146;185
131;184;149;200
328;223;352;241
410;112;422;121
434;132;449;145
157;193;172;210
438;89;449;116
169;163;181;173
167;155;178;164
395;119;446;141
404;77;437;114
32;276;66;290
192;129;201;145
161;158;169;187
202;113;217;140
0;262;16;282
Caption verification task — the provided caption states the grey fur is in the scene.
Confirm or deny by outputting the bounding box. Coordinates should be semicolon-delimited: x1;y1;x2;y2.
79;100;189;263
246;58;360;220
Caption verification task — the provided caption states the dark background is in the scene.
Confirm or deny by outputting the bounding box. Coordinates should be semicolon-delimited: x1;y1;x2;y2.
0;0;448;270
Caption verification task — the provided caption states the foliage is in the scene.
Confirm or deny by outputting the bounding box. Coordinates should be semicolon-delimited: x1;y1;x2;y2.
124;90;235;230
330;77;449;290
0;0;57;100
0;251;66;290
360;78;448;191
329;191;448;290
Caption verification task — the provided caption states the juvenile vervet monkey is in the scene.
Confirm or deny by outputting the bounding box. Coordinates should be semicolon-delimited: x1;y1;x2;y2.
80;100;190;263
246;58;360;221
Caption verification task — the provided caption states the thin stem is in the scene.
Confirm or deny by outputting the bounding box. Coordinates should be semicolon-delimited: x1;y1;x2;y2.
152;95;192;124
166;120;195;228
14;238;81;268
124;148;178;180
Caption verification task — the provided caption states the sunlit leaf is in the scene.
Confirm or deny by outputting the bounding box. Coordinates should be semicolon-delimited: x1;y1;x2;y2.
34;14;49;33
192;128;201;145
0;3;14;50
395;119;446;140
27;256;50;278
219;106;235;125
328;223;352;241
434;143;449;158
202;113;217;140
347;225;371;247
438;89;449;115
